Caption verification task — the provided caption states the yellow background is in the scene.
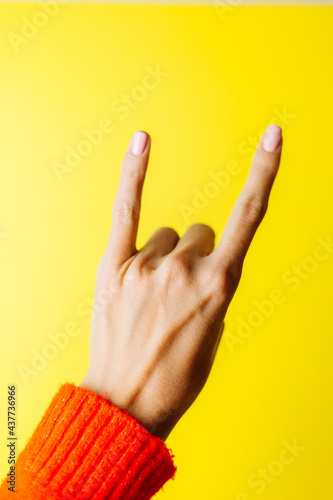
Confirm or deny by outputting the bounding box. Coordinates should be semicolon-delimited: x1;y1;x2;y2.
0;4;332;499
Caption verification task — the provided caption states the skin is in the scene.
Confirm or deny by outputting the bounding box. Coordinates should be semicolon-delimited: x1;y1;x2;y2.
80;126;283;441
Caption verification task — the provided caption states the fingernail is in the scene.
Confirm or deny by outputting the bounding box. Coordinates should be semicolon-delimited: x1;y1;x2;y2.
131;131;148;156
262;124;282;153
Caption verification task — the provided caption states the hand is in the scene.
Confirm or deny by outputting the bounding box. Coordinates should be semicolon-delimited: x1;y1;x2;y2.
80;125;282;440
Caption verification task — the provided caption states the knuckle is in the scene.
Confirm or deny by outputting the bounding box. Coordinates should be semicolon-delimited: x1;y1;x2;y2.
113;200;139;224
208;261;242;299
255;157;274;175
189;222;214;235
133;256;154;277
159;226;179;239
165;252;192;279
188;223;215;243
239;195;267;224
152;226;179;242
97;252;111;276
96;254;119;288
123;159;142;178
222;262;242;293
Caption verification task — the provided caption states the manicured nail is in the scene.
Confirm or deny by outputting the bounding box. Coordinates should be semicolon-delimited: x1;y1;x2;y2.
131;131;148;156
262;124;282;153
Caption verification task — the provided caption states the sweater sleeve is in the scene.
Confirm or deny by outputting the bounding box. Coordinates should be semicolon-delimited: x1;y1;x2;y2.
0;383;176;500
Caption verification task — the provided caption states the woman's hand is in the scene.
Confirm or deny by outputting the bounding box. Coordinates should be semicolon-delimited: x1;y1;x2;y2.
80;125;282;440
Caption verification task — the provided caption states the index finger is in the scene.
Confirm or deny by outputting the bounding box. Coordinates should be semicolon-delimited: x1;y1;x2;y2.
106;131;151;267
209;124;283;272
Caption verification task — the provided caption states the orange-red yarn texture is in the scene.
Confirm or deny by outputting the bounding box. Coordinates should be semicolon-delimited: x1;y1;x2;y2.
0;383;176;499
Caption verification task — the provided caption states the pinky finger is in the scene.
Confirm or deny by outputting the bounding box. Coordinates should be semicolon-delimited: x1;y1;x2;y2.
211;124;283;272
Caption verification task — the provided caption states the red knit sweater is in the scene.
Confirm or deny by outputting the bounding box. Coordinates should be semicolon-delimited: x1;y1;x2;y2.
0;384;176;499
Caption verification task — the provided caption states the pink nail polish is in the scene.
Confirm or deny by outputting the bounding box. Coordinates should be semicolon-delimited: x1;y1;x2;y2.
262;124;282;153
131;131;148;156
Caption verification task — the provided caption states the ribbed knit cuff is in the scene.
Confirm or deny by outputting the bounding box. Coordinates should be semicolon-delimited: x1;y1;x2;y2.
0;383;176;500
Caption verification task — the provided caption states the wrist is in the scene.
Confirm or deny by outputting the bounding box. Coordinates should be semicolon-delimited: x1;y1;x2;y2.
79;377;176;441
